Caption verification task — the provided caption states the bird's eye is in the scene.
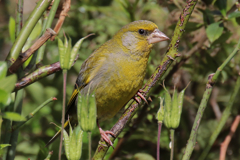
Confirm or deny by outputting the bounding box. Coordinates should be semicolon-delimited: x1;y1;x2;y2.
138;29;146;35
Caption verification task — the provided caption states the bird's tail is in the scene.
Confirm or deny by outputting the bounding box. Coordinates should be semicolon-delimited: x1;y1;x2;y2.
45;120;70;147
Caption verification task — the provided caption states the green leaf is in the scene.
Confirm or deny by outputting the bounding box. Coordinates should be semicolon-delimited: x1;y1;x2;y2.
8;16;15;43
206;22;224;43
215;0;227;16
0;74;17;93
0;89;11;108
2;112;26;121
227;11;240;19
0;144;11;149
0;61;7;80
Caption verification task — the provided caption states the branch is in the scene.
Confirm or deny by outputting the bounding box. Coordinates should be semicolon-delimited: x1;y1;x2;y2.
185;37;240;160
92;0;199;159
8;28;56;74
220;115;240;160
11;97;57;132
14;55;79;91
14;62;61;91
50;0;71;41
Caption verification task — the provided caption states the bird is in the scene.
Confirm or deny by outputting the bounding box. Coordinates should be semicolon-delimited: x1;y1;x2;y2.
46;20;169;147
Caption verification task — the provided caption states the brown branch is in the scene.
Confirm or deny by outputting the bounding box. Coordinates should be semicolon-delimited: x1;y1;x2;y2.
219;115;240;160
109;103;149;159
14;54;79;91
50;0;71;41
8;28;56;74
14;62;61;91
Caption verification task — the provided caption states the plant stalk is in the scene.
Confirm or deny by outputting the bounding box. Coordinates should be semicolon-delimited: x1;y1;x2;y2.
88;132;92;160
170;129;175;160
59;70;67;160
182;38;240;160
6;89;24;160
157;122;162;160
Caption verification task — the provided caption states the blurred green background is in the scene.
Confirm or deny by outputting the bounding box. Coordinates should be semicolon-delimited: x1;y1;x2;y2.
0;0;240;159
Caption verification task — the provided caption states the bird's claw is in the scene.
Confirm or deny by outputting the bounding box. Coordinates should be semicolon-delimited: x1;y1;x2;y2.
99;128;115;148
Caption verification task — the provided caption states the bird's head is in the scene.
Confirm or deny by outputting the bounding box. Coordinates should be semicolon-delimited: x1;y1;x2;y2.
113;20;169;58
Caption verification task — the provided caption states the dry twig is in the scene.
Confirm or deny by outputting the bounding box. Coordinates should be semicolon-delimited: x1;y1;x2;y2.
219;115;240;160
51;0;71;41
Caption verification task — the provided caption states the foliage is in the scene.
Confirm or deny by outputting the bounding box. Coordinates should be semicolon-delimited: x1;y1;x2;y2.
0;0;240;160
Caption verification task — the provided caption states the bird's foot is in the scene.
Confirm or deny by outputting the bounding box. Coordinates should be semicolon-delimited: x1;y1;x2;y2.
99;127;115;148
134;89;148;105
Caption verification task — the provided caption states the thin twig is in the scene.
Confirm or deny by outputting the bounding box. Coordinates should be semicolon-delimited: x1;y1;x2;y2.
14;62;61;91
16;0;23;37
11;97;57;132
50;0;71;41
8;28;56;74
14;55;79;91
219;115;240;160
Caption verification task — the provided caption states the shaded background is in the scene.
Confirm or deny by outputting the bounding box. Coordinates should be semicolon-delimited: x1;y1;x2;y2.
0;0;240;159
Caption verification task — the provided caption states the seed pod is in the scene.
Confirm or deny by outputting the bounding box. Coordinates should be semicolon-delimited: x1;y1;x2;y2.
163;83;189;129
58;34;93;70
163;85;172;129
77;83;97;132
63;124;83;160
171;88;180;128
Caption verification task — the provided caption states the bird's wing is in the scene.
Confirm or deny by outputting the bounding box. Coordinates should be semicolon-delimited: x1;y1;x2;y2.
65;49;108;118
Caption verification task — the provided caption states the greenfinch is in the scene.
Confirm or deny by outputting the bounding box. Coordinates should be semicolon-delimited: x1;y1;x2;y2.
47;20;169;146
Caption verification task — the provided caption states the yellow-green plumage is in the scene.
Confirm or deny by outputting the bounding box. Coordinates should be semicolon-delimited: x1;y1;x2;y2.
47;20;169;146
72;20;156;121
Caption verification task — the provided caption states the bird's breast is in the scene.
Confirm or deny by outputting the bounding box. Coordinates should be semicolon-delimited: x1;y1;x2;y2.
95;53;149;121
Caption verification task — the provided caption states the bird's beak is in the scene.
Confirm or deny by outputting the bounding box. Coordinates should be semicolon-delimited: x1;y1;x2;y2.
147;29;170;44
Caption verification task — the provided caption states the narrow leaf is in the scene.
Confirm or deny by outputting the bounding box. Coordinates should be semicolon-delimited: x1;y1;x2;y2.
2;112;26;121
69;34;94;69
0;144;11;149
227;11;240;19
